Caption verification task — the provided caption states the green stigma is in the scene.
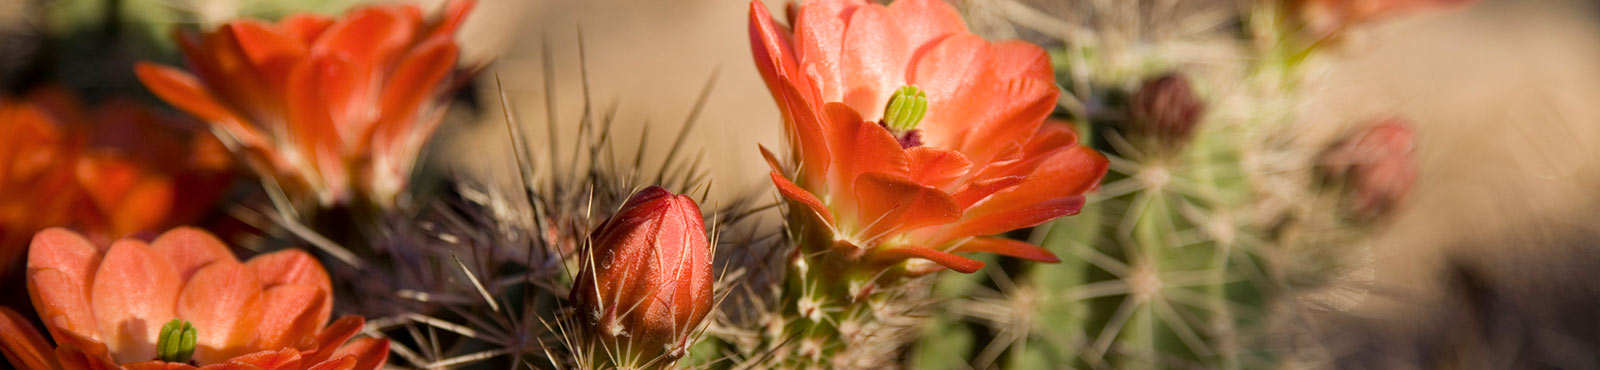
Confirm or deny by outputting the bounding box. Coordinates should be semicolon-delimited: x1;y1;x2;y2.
157;318;196;363
883;85;928;132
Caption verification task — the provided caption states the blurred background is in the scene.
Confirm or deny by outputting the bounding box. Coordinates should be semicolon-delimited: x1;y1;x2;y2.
8;0;1600;367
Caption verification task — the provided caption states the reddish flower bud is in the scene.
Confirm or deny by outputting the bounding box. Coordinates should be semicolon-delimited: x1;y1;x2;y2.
1318;118;1418;219
569;186;713;362
1127;73;1205;154
1292;0;1474;40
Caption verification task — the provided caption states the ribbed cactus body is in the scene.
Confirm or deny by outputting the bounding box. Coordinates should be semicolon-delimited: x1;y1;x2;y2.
908;2;1401;367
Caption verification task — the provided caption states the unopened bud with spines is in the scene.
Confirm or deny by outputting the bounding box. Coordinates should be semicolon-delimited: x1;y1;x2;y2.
569;186;713;366
1318;118;1418;220
1127;73;1205;155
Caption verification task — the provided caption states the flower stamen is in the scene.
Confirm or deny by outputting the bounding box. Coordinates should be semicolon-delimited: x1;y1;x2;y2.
881;85;928;148
157;318;196;363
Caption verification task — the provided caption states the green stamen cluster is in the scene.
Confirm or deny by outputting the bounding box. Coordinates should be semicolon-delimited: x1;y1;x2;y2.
883;85;928;131
157;318;196;363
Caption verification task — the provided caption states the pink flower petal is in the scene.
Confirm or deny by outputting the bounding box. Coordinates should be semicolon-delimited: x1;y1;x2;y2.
150;227;237;282
178;261;263;365
251;285;329;351
89;240;181;364
0;306;58;370
329;338;388;370
224;348;302;370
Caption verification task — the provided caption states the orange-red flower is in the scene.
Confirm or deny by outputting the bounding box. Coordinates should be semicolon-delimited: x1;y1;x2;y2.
748;0;1108;275
0;227;386;370
0;88;232;273
135;0;476;209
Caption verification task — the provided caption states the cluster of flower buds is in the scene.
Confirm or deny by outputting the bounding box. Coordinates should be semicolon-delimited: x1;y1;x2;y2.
0;227;386;369
1318;118;1418;219
0;88;231;273
569;186;713;366
1125;73;1206;156
137;0;476;210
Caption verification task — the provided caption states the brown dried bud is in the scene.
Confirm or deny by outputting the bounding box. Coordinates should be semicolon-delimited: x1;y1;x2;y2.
1318;118;1418;219
1128;73;1205;154
569;186;713;362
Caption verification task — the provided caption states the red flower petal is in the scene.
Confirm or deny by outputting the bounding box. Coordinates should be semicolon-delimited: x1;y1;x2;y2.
227;20;308;91
150;227;237;282
276;14;334;45
133;63;266;149
29;269;96;344
302;316;363;367
310;6;421;128
776;79;831;188
285;55;351;202
951;237;1059;263
427;0;477;40
27;228;102;293
989;41;1054;82
909;35;1057;166
369;37;457;165
105;176;176;238
89;240;181;364
949;175;1023;209
178;261;264;365
905;147;971;191
769;171;835;225
758;144;783;173
251;285;329;352
824;103;908;192
305;355;355;370
123;361;198;370
932;145;1107;243
851;172;960;243
838;4;908;117
245;249;332;294
225;348;302;370
885;0;967;53
329;338;388;370
953;78;1059;166
748;0;803;99
792;0;857;103
53;336;118;370
73;155;143;217
870;245;982;273
0;306;57;370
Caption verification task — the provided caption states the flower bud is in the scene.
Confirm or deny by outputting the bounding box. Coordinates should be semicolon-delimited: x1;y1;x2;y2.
1318;118;1417;219
1127;73;1205;154
569;186;713;362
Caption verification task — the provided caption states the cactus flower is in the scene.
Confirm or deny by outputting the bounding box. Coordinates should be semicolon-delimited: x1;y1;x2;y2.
748;0;1109;275
0;227;386;370
135;0;476;209
1318;118;1417;219
569;186;712;362
0;88;231;274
